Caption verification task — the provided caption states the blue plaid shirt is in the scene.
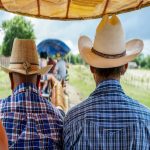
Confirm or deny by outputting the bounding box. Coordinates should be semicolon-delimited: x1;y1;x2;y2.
0;83;63;150
64;80;150;150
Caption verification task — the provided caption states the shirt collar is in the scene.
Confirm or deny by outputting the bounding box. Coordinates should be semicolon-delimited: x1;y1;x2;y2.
97;79;121;88
91;79;125;96
13;83;38;95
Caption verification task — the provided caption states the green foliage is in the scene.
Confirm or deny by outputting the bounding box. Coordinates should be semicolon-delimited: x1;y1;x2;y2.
67;52;150;69
65;53;84;64
145;56;150;69
133;54;144;66
0;45;2;55
140;59;147;68
1;16;35;56
133;54;150;69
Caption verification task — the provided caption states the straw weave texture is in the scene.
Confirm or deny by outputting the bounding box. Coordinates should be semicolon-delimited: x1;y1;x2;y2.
0;0;150;20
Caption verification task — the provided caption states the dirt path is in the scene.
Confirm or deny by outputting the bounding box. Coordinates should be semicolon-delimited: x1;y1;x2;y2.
66;84;82;109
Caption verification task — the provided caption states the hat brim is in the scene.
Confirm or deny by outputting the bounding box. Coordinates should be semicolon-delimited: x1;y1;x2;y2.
0;65;52;75
78;36;144;68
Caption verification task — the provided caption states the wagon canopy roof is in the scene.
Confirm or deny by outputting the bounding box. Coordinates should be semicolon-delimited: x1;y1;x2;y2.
0;0;150;20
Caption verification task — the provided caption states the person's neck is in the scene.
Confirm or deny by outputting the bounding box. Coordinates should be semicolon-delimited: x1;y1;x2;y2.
96;76;120;86
13;82;36;91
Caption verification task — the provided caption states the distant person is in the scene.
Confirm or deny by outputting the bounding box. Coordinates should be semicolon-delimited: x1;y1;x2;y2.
39;52;47;81
47;57;56;74
0;121;8;150
0;39;63;149
39;52;47;67
42;56;56;94
63;15;150;149
42;56;67;114
55;53;67;81
43;54;67;114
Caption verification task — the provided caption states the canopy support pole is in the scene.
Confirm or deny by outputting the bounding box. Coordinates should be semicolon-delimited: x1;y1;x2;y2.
102;0;110;15
66;0;71;19
136;0;143;9
37;0;40;16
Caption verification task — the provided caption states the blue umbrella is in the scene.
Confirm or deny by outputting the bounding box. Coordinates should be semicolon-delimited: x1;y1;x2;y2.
37;39;71;56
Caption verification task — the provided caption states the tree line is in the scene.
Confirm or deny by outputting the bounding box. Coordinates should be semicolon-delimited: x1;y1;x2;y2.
65;53;150;69
133;54;150;69
64;53;84;65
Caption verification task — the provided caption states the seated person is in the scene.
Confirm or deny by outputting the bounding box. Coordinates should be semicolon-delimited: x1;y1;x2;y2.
42;73;67;114
0;39;63;149
47;57;56;74
63;15;150;149
42;56;57;94
41;55;68;113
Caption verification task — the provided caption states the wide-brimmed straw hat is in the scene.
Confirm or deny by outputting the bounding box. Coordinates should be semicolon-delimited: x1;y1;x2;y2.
78;15;144;68
0;39;52;75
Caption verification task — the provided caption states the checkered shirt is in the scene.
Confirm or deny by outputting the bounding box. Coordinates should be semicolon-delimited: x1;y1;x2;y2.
0;83;63;150
64;80;150;150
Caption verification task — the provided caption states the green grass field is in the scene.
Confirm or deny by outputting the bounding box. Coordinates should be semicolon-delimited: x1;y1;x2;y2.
69;65;150;108
0;71;11;98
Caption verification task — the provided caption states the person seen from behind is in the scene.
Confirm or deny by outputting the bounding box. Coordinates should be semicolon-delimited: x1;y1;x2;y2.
63;15;150;150
0;39;63;149
55;53;67;82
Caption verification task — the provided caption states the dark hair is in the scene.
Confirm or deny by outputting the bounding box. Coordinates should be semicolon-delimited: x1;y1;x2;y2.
94;65;124;78
40;52;47;59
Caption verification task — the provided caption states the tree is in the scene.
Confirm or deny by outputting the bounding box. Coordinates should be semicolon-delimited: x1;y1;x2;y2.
0;45;2;55
145;56;150;69
76;54;84;64
133;54;144;66
140;59;147;68
133;54;150;69
65;53;85;65
1;16;35;56
65;53;76;64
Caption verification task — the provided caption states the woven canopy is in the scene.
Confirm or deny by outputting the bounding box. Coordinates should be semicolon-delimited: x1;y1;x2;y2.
0;0;150;20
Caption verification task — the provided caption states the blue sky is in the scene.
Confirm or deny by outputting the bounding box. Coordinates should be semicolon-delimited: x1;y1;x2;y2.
0;7;150;55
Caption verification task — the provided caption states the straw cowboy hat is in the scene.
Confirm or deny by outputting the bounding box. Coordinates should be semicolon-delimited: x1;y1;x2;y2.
78;15;144;68
0;39;52;75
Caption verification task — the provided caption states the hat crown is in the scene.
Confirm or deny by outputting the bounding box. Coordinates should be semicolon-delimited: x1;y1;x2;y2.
10;39;39;65
1;39;51;75
93;15;125;55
